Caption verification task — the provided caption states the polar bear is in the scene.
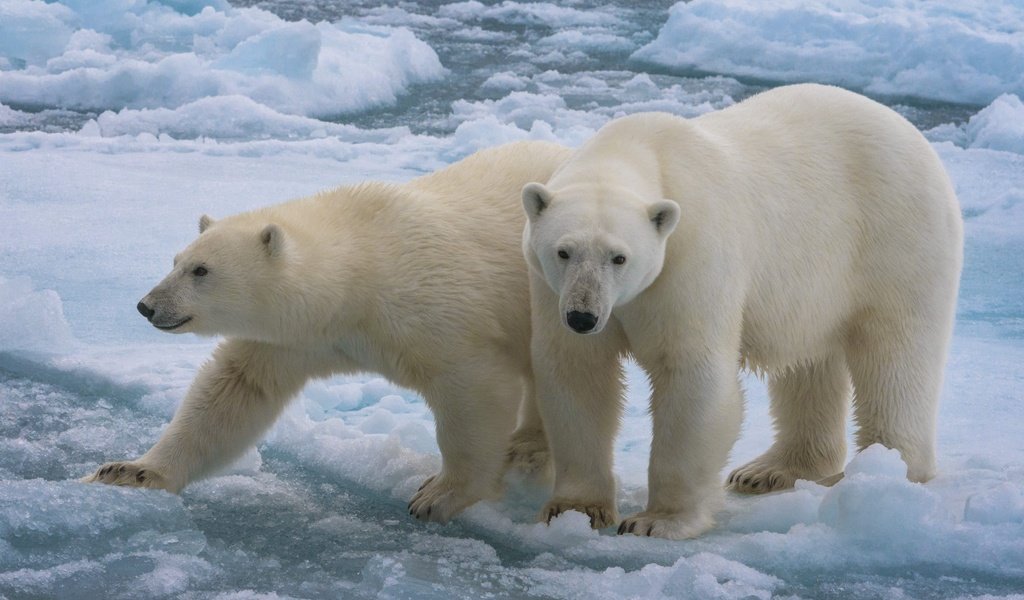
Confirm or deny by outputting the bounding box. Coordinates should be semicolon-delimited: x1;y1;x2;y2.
83;140;571;522
521;84;963;539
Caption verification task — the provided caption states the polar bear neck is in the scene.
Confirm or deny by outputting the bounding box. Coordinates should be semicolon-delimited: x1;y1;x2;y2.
550;112;728;206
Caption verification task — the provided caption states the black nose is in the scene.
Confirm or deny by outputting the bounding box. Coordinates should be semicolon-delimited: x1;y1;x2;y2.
137;301;155;320
566;310;598;333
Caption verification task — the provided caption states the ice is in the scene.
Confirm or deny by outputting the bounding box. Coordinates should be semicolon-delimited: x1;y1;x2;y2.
842;443;909;479
538;30;637;55
526;553;780;600
928;95;1024;155
479;71;528;94
447;72;740;155
438;1;625;28
0;0;444;117
0;276;75;354
964;483;1024;526
2;0;1024;597
819;446;945;538
90;96;411;141
724;484;821;534
634;0;1024;105
0;0;75;69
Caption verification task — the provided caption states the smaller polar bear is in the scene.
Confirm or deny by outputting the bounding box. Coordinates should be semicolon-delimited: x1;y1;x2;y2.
521;84;963;539
84;141;572;523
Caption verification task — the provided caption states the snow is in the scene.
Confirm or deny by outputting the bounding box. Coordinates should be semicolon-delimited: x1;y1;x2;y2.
928;95;1024;155
437;1;625;28
2;0;1024;598
634;0;1024;106
0;277;75;354
0;0;444;118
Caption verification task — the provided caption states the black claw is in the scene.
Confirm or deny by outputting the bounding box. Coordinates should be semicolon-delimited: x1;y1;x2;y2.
426;507;432;517
617;522;626;535
742;477;751;486
136;470;146;483
646;525;653;536
752;480;760;489
628;521;637;534
100;466;112;477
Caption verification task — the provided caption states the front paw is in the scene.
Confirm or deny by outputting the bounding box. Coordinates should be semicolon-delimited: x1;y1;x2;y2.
540;498;618;529
81;461;172;492
617;510;714;540
407;474;482;523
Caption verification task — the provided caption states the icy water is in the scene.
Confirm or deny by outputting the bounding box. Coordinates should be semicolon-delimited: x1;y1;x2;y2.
2;1;1023;599
231;0;978;132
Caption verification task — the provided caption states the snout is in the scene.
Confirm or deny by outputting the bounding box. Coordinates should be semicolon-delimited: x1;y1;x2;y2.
137;301;155;320
137;293;192;332
566;310;599;334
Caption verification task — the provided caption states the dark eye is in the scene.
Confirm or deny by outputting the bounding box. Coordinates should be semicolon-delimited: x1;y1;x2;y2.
557;250;570;260
612;255;626;265
192;266;208;277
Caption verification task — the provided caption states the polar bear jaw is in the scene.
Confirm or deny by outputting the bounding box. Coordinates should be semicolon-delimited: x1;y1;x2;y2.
522;182;680;334
138;218;288;340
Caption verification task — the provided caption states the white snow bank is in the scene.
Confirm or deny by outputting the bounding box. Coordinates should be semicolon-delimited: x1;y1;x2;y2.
0;0;445;117
0;276;75;353
439;1;624;28
928;95;1024;155
449;72;739;156
88;96;413;141
633;0;1024;105
934;140;1024;237
527;552;780;600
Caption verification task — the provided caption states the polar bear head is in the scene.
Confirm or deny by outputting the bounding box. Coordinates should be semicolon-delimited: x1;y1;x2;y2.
136;214;291;340
521;182;680;334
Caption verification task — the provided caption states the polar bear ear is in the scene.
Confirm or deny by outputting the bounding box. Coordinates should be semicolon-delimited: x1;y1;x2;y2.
648;200;681;237
260;224;285;257
522;182;553;221
198;214;215;234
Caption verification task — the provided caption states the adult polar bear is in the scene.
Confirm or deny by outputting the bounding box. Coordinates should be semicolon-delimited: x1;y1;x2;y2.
521;84;963;539
84;141;571;523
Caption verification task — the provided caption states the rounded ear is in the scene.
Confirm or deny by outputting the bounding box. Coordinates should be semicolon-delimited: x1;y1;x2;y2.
648;200;681;237
522;182;553;221
199;214;215;234
260;224;285;257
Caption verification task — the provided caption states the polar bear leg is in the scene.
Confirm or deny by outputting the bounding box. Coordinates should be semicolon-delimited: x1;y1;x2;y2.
728;355;850;493
531;277;627;529
619;350;743;540
83;340;333;492
506;378;551;476
845;317;948;483
408;358;521;523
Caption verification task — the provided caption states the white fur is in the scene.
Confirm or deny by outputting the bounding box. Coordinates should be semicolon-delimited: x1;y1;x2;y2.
83;141;572;523
521;84;963;539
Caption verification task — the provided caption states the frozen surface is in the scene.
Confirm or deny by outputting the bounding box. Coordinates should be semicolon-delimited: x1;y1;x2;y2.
0;0;444;119
2;1;1024;599
634;0;1024;106
928;95;1024;156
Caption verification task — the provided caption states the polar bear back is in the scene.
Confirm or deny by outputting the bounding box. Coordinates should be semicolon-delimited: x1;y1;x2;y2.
206;140;572;384
553;84;963;370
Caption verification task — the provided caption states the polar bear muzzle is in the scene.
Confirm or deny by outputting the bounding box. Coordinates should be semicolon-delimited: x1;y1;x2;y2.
566;310;598;333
